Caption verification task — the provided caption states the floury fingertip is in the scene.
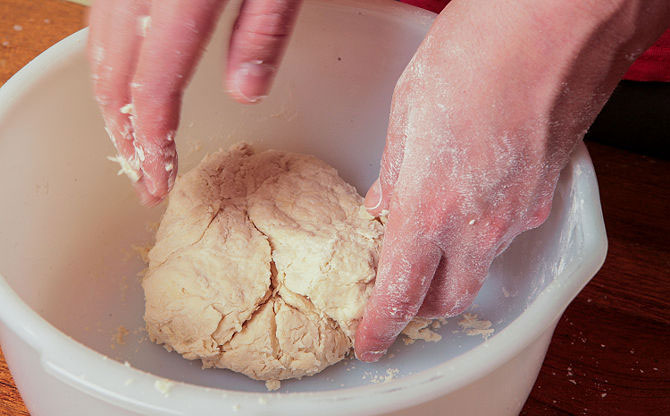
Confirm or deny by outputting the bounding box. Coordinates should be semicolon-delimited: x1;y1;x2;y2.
355;349;387;362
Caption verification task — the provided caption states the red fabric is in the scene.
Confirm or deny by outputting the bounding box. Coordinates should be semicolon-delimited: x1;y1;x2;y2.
401;0;445;13
401;0;670;82
622;30;670;82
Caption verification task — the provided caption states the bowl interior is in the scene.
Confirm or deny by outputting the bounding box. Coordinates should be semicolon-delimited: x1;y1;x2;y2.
0;0;591;394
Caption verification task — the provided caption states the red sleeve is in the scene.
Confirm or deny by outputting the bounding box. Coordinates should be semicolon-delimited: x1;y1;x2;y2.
623;30;670;82
400;0;670;82
400;0;447;13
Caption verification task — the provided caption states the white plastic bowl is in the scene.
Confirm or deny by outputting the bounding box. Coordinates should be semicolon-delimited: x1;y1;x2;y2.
0;0;607;415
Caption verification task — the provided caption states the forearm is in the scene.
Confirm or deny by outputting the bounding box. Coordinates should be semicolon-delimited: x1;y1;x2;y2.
432;0;670;94
356;0;670;358
420;0;669;177
517;0;670;158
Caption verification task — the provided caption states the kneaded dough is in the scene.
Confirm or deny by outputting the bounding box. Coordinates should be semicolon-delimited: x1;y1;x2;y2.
143;144;384;380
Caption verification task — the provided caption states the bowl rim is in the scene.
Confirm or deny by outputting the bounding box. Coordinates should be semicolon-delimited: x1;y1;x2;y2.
0;0;608;414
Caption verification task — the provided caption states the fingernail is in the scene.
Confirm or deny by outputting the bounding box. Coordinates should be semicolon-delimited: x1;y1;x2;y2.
364;178;382;211
232;61;274;103
356;350;387;362
144;179;158;197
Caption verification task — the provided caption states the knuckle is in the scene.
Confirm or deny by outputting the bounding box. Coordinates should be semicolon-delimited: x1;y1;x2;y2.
248;0;300;22
483;218;510;245
412;200;458;241
236;5;298;41
131;62;186;104
526;202;553;228
233;29;288;61
468;215;515;256
131;77;178;103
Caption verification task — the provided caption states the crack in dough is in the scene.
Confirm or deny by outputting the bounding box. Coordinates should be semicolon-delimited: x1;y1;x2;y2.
143;144;384;380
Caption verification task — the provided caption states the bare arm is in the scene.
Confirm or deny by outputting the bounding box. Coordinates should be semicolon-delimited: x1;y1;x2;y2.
88;0;301;204
355;0;670;361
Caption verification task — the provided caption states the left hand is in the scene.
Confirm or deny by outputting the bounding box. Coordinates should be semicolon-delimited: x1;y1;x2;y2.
88;0;301;205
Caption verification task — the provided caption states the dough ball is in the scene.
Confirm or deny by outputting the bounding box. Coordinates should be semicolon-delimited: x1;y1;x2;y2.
143;144;383;380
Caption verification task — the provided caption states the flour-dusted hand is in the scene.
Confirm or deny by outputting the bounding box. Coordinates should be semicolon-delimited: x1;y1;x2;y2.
88;0;301;204
354;0;670;361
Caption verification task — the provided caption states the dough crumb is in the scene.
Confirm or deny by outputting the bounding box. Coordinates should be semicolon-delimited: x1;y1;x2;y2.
458;313;494;339
119;275;129;303
136;267;149;279
430;319;443;329
106;154;140;182
502;286;512;297
120;103;134;114
186;141;202;157
114;325;129;345
132;244;151;264
154;379;174;396
265;380;281;391
380;368;400;384
401;317;442;343
145;221;160;233
367;368;400;384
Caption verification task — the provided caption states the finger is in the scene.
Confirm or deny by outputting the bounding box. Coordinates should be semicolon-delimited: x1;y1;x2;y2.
417;227;499;319
416;255;488;319
354;214;442;362
131;0;225;202
87;0;111;76
225;0;301;103
364;83;411;216
88;0;151;200
416;256;449;318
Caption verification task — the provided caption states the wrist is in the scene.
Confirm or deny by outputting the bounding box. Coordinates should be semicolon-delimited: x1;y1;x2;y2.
425;0;669;168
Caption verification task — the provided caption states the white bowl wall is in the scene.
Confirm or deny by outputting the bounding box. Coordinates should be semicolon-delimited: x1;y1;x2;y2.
0;1;606;415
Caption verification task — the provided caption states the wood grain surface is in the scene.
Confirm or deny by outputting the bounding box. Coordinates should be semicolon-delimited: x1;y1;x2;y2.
0;1;668;415
1;2;86;415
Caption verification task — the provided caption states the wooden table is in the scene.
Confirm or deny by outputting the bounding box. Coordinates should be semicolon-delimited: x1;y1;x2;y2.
1;1;668;414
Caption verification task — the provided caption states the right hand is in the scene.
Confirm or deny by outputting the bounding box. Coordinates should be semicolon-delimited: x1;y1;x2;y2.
88;0;301;205
354;0;670;361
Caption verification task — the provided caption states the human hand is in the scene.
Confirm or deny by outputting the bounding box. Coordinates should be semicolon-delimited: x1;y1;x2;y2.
88;0;301;204
354;0;670;361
